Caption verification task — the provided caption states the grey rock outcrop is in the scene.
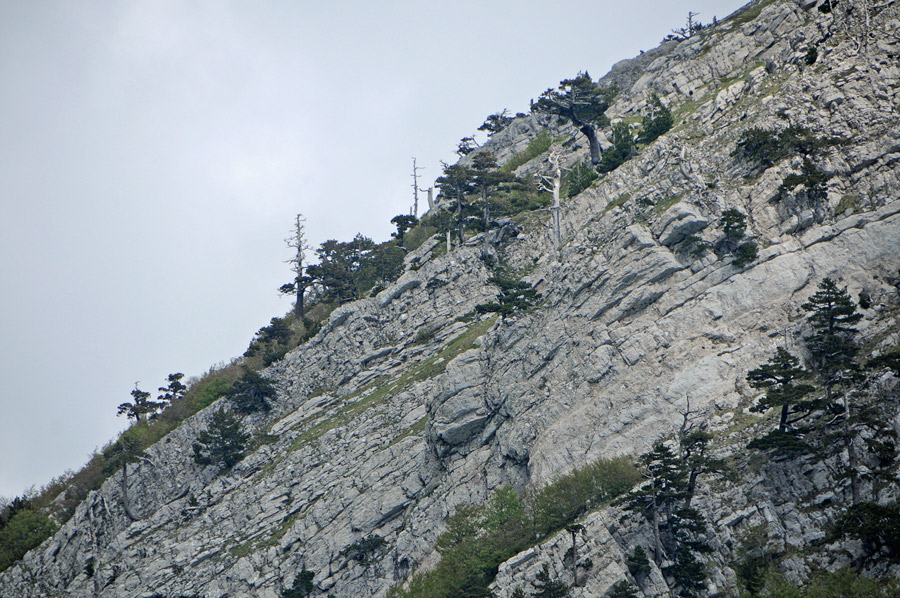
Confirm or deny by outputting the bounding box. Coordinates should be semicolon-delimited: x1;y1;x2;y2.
3;0;900;596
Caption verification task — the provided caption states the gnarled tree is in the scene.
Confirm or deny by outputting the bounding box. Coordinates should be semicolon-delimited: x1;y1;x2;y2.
532;72;616;166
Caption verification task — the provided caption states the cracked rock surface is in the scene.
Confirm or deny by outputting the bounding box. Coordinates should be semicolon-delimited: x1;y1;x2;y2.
3;0;900;596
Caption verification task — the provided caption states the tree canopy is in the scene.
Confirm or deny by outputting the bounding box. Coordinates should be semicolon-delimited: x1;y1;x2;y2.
192;408;250;470
532;72;616;166
117;383;167;423
747;347;817;433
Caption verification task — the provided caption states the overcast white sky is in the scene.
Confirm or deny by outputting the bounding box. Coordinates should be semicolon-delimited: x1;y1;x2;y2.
0;0;748;499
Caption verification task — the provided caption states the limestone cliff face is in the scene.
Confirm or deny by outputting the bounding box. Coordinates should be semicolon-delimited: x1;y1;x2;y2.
3;0;900;596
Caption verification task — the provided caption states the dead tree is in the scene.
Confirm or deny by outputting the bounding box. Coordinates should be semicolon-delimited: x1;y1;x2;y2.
282;214;311;319
411;157;425;217
537;146;564;248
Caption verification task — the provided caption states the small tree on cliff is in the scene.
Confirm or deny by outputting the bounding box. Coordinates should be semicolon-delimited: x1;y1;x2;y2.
532;72;616;166
802;277;863;503
435;161;476;245
192;408;250;471
117;383;166;423
747;347;817;434
390;214;418;249
157;372;187;404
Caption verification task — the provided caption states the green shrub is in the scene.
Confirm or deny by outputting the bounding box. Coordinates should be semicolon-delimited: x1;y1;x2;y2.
827;502;900;562
759;568;900;598
0;509;57;572
192;376;234;410
532;457;641;536
779;158;827;202
637;94;673;145
388;457;639;598
228;371;276;414
413;325;438;345
404;224;438;253
564;161;598;198
597;123;636;173
475;276;541;318
732;242;759;268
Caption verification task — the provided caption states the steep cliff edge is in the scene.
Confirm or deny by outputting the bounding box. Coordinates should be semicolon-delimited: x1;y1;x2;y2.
3;0;900;596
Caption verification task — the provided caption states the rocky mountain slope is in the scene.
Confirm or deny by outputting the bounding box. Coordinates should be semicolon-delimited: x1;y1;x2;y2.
3;0;900;596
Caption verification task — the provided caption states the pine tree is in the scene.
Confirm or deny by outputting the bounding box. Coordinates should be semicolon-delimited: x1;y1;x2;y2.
390;214;418;248
626;545;651;578
282;569;316;598
435;161;476;245
747;347;817;433
469;151;518;257
477;109;514;136
720;208;747;245
228;371;275;414
157;372;187;404
474;276;540;318
532;72;616;166
192;408;249;470
802;277;862;381
623;436;712;597
606;580;639;598
802;277;863;503
637;94;673;145
597;122;637;173
117;383;166;423
531;563;570;598
624;442;688;560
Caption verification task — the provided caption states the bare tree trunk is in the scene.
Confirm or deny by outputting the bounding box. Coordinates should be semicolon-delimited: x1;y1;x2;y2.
295;278;305;320
457;193;465;245
550;161;561;249
842;385;861;504
287;214;309;320
580;124;602;166
779;404;790;433
570;528;578;586
481;187;491;259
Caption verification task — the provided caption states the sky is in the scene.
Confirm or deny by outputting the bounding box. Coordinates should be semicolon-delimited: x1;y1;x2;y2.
0;0;749;500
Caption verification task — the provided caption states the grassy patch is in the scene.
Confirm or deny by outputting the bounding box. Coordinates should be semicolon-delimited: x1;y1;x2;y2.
404;225;438;254
652;191;686;215
390;416;429;447
835;194;861;215
288;316;498;450
387;456;640;598
228;511;303;559
499;132;565;174
604;192;631;213
720;0;779;30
